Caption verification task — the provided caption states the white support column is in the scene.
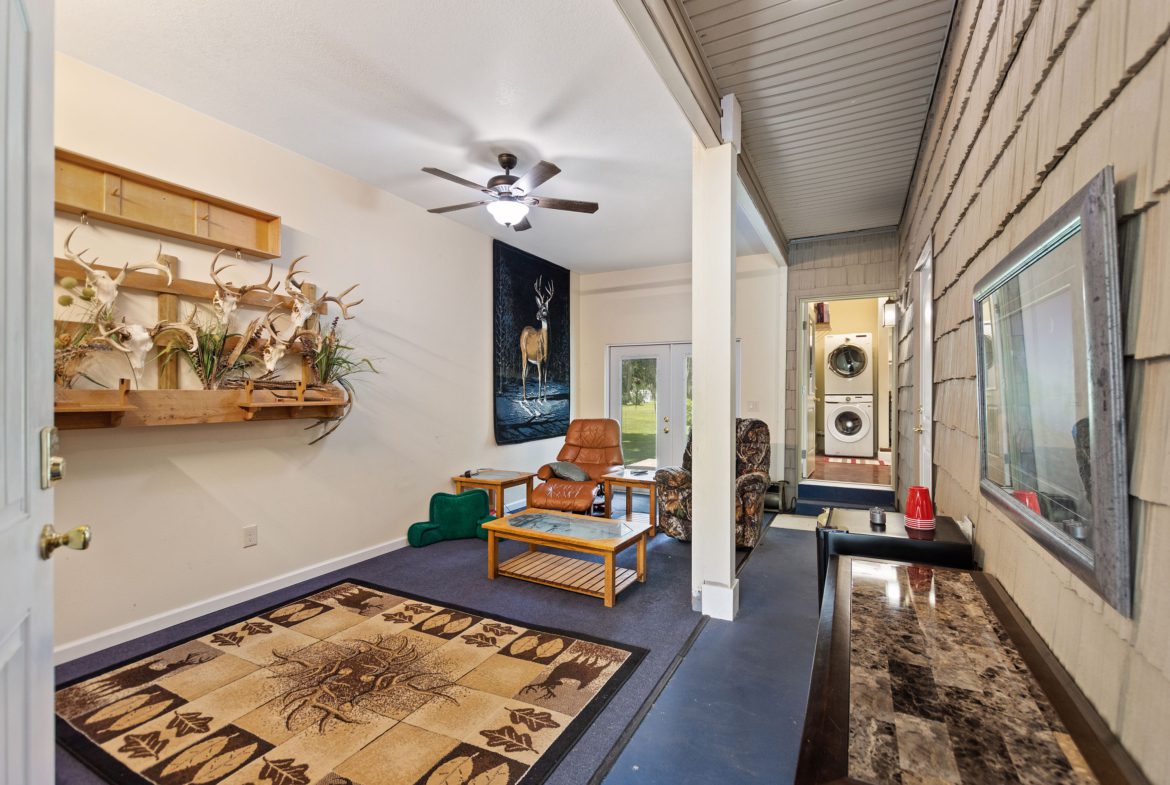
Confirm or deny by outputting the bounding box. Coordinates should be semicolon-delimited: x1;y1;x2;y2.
690;136;739;620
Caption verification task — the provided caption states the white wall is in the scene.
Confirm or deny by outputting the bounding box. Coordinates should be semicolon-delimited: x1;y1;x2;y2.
575;254;787;478
52;55;574;657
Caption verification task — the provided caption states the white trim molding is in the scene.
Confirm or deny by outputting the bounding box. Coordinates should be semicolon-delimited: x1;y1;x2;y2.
54;535;408;664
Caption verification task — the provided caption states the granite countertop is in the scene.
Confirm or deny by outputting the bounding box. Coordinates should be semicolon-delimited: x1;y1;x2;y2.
848;559;1098;785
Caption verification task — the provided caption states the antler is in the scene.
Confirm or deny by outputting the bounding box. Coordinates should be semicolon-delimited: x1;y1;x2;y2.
94;321;133;354
209;250;276;298
63;226;100;275
319;284;363;320
544;278;554;301
282;256;310;295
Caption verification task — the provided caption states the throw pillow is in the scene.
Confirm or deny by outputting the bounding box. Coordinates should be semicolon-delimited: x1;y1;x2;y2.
548;461;590;482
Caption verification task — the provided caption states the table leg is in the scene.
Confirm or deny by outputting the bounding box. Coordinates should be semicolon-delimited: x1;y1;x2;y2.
637;536;646;582
625;486;632;520
649;485;657;536
525;477;533;510
488;532;499;579
454;479;464;495
604;481;612;518
604;553;615;607
527;543;536;553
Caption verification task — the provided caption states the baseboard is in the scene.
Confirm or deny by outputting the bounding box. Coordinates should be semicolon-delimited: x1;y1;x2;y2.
54;535;407;665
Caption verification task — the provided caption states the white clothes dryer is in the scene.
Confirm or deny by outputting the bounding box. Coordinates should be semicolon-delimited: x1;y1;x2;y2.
824;333;874;395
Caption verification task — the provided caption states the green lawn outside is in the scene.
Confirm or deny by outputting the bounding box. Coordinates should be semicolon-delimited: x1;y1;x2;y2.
619;400;692;466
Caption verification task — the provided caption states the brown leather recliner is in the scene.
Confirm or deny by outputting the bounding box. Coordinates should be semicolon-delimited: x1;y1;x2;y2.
531;419;624;513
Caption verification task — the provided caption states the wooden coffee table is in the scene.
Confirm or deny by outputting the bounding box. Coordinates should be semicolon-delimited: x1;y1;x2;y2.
481;509;650;607
602;469;658;536
452;469;535;516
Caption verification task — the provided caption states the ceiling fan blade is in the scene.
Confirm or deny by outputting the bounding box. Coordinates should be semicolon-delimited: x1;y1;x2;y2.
512;215;532;232
530;197;599;214
427;200;491;214
422;167;494;195
512;161;561;195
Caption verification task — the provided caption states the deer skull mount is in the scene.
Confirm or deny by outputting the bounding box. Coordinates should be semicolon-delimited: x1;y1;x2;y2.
64;227;174;311
98;320;197;372
210;251;277;325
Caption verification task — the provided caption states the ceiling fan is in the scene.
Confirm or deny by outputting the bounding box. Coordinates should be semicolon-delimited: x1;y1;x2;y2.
422;152;599;232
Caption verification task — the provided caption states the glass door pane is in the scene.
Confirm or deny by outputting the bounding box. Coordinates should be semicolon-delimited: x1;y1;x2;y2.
620;357;659;467
608;345;671;469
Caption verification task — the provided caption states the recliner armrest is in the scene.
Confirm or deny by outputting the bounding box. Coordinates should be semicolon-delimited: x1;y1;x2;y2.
537;464;556;481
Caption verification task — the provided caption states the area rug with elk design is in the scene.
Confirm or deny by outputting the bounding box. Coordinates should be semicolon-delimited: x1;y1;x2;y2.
56;580;646;785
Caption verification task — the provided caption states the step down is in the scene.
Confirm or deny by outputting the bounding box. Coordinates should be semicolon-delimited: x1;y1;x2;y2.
796;482;896;517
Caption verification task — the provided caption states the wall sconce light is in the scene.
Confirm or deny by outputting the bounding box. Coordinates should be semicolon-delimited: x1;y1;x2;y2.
882;297;898;327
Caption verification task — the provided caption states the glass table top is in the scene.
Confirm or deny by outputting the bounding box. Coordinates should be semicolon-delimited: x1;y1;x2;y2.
505;513;635;540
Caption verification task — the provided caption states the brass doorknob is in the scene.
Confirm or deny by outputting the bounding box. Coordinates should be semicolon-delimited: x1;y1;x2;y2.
664;427;671;433
40;524;91;560
913;426;925;433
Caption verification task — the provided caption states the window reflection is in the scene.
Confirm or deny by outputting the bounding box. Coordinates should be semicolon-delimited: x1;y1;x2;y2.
978;221;1093;550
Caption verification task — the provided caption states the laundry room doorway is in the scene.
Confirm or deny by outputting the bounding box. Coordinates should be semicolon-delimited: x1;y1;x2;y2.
797;293;898;488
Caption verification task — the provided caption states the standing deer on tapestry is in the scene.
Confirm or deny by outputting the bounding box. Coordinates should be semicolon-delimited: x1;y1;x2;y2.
520;276;554;401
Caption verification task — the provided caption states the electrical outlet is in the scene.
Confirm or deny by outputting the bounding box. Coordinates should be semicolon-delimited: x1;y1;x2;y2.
243;524;259;548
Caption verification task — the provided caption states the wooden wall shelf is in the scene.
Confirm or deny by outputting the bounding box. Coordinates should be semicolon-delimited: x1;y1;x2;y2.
55;382;347;431
55;148;282;259
54;380;135;429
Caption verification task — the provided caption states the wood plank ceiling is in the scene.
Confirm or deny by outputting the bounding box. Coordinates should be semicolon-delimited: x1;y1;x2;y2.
681;0;955;239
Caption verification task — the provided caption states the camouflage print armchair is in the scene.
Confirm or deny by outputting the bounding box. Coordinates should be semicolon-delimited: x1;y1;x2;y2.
655;418;771;548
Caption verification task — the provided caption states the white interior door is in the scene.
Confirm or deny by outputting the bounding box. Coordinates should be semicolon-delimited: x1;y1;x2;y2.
913;240;935;488
1;0;56;781
608;344;672;469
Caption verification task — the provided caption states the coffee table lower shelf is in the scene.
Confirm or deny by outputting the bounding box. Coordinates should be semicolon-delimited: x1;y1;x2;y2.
498;551;638;602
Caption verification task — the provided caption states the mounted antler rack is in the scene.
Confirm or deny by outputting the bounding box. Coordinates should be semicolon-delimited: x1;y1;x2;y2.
53;253;356;433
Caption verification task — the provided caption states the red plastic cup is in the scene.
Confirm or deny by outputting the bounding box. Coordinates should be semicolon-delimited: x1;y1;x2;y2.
1012;490;1042;515
905;485;935;530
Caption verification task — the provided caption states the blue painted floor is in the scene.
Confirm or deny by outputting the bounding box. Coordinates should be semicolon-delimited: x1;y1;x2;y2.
600;527;821;785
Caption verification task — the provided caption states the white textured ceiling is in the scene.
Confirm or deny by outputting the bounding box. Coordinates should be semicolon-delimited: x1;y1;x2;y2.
683;0;954;238
55;1;701;272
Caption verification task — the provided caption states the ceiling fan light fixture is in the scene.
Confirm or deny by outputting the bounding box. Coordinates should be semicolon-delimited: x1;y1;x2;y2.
486;198;529;227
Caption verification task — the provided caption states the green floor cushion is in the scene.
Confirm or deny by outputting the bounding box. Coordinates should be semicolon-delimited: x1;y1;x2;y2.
407;489;496;547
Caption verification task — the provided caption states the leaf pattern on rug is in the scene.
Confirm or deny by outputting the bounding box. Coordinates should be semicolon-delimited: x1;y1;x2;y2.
189;742;257;783
118;730;168;760
158;733;233;777
210;632;244;648
404;603;435;615
468;762;511;785
382;611;414;624
426;755;474;785
166;710;213;737
479;725;537;754
506;707;560;732
242;621;274;636
259;756;311;785
461;632;498;648
482;623;518;637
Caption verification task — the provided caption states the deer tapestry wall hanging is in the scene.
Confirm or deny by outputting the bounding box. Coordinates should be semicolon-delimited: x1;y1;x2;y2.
493;240;570;445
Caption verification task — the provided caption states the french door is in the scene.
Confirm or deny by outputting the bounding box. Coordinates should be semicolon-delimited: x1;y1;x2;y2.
607;342;738;470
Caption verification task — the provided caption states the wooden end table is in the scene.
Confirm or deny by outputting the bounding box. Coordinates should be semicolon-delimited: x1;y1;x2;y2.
452;470;534;516
602;469;658;536
481;509;650;607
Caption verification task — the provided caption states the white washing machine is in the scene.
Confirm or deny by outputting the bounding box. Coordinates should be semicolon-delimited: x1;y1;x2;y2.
824;394;875;457
824;333;874;395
